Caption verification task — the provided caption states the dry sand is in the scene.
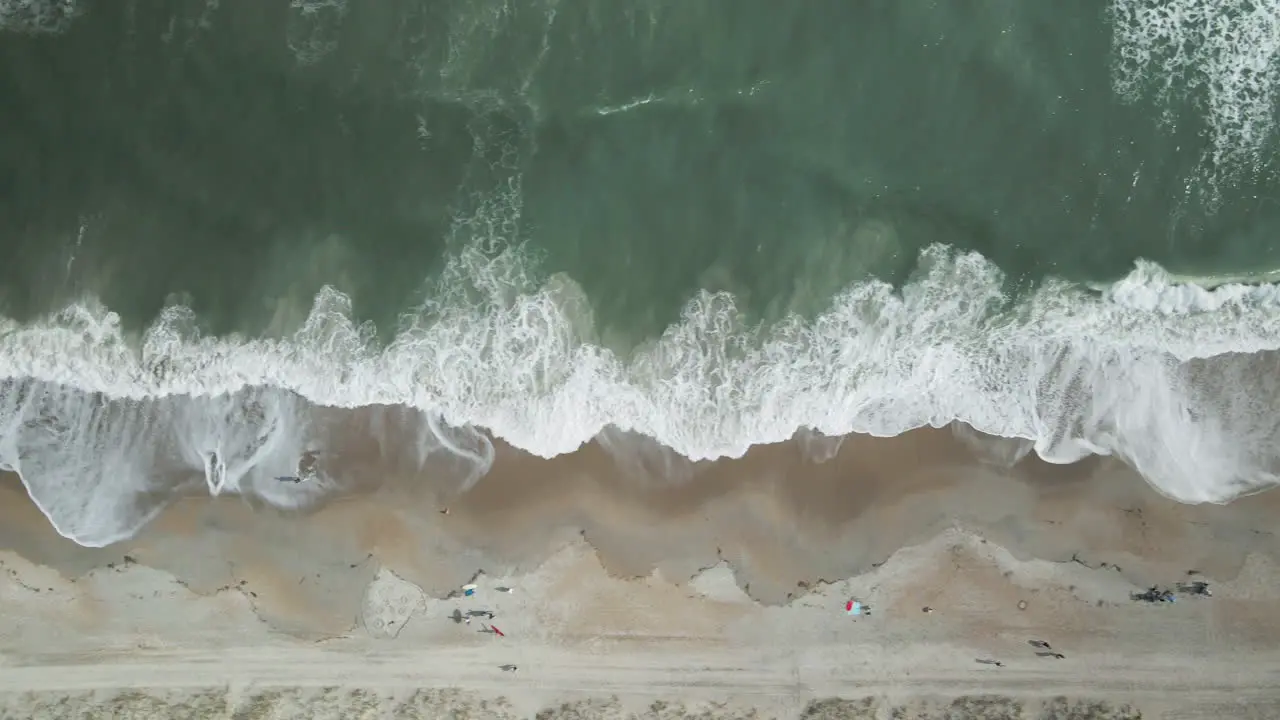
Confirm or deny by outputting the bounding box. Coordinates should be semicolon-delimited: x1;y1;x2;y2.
1;425;1279;719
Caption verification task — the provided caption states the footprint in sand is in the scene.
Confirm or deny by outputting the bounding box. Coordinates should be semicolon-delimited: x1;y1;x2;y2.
361;569;426;639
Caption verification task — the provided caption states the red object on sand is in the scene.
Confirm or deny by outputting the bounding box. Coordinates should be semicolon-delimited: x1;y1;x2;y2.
845;600;854;613
491;625;505;637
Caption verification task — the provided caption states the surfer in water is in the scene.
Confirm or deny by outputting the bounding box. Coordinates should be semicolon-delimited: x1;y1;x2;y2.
275;451;323;485
275;452;325;485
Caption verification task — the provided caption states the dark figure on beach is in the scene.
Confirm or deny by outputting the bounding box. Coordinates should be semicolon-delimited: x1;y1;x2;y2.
449;609;464;624
1132;586;1175;603
1027;640;1051;650
499;664;518;672
1035;651;1067;659
275;475;303;484
975;658;1004;667
466;610;495;619
1177;581;1212;597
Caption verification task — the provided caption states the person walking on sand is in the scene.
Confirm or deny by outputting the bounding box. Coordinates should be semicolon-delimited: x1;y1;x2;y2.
499;664;517;672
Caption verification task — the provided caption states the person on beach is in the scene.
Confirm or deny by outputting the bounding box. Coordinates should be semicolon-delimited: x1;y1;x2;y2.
975;658;1004;667
1028;640;1051;649
1132;586;1175;603
499;664;517;672
275;476;303;484
1035;651;1067;659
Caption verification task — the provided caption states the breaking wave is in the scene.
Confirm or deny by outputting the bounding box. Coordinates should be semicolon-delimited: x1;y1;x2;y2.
4;242;1280;546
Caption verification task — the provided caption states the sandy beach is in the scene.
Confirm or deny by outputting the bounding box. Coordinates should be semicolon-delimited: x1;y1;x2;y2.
2;426;1279;719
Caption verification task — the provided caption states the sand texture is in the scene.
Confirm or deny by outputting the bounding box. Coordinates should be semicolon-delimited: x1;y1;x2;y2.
1;428;1278;719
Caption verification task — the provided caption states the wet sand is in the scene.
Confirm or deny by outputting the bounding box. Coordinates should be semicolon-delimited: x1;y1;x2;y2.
1;425;1279;718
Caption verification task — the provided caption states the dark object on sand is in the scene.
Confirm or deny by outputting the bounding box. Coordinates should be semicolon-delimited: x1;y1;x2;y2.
449;609;464;624
275;476;303;483
1027;640;1051;649
1035;651;1066;659
1131;586;1175;603
921;606;933;613
466;610;495;619
1177;581;1212;597
499;664;518;672
975;658;1005;667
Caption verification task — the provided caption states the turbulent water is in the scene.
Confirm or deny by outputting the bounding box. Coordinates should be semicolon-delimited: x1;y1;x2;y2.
4;0;1280;547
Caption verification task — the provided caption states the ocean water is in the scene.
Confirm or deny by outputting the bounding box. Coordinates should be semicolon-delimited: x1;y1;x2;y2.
3;0;1280;547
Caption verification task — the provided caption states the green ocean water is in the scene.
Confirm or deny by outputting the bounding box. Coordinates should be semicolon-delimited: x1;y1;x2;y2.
3;0;1278;341
5;0;1280;547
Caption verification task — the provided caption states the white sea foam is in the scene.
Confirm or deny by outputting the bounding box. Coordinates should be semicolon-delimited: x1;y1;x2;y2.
1109;0;1280;179
2;243;1280;546
0;0;81;34
287;0;348;66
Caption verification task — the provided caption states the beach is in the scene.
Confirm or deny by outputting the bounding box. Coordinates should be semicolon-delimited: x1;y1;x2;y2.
2;427;1279;719
6;1;1280;717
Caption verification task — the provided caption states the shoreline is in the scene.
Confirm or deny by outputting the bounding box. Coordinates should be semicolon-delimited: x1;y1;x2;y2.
1;428;1279;717
4;424;1277;607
